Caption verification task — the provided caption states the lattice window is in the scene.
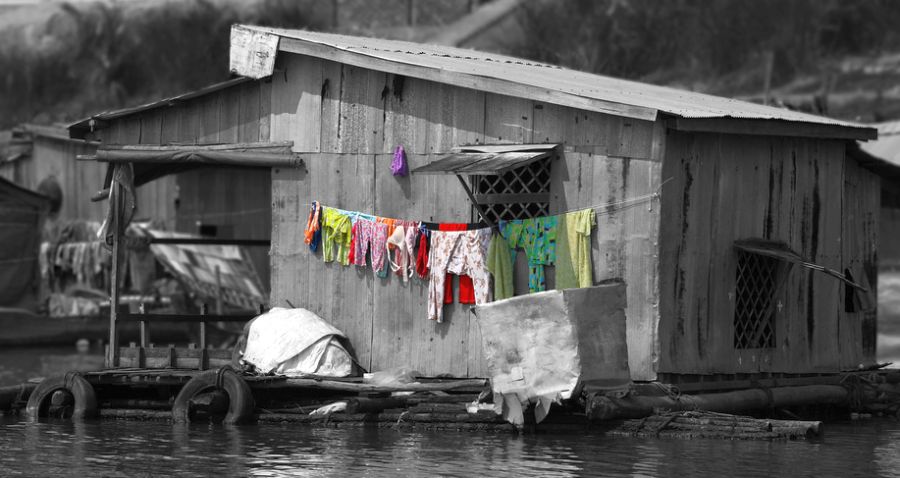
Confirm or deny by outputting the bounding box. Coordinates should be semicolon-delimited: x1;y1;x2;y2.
470;158;552;223
734;250;786;349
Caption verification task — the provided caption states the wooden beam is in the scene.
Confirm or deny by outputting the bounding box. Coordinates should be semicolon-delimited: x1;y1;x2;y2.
80;150;303;168
277;37;659;122
670;117;876;141
99;141;293;152
256;378;488;393
148;237;270;247
107;183;122;368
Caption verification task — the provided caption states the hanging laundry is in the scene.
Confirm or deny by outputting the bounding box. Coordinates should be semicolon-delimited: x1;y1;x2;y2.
321;208;353;265
439;223;476;304
386;220;418;281
353;218;389;271
555;209;596;289
391;145;409;177
415;226;430;279
304;201;322;252
348;222;357;265
427;229;492;323
502;216;558;293
487;231;515;301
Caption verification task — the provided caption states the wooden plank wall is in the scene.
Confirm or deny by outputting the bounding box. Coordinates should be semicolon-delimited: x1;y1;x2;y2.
101;80;273;288
843;158;879;363
9;137;107;223
658;132;876;373
269;54;661;379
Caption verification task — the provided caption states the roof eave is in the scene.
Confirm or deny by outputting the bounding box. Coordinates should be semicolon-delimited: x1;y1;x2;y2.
669;116;877;142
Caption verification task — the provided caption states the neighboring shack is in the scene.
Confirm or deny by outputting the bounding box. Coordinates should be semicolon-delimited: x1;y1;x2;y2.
857;121;900;364
69;25;896;382
7;119;272;289
0;176;48;311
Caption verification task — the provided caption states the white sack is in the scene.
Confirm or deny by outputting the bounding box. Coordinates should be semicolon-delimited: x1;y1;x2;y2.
242;307;353;377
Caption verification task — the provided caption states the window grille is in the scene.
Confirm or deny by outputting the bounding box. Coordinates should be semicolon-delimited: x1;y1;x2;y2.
470;158;552;223
734;250;786;349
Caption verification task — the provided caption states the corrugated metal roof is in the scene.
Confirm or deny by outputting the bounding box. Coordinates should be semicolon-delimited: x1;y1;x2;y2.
412;144;556;175
240;25;870;132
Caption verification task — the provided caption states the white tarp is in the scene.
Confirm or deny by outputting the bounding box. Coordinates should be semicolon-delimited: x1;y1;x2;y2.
241;307;353;377
474;284;630;427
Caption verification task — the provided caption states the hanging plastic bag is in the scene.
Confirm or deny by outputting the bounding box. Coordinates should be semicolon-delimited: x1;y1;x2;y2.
391;145;408;177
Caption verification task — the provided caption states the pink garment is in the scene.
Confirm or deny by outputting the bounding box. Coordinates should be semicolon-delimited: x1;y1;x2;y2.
353;219;389;271
387;220;419;282
427;229;492;322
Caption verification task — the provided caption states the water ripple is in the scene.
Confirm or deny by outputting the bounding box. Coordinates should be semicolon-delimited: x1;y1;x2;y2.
2;415;900;477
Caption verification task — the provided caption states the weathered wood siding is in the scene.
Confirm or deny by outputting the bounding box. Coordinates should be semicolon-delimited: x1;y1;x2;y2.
659;132;878;373
100;80;273;288
269;54;661;378
1;137;106;223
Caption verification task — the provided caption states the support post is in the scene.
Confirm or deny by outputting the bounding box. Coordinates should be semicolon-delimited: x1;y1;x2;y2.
455;174;496;228
107;183;122;368
139;303;149;348
199;303;209;371
199;303;208;351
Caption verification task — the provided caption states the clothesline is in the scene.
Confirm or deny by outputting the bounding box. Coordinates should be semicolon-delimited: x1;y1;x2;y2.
554;176;674;216
309;177;674;224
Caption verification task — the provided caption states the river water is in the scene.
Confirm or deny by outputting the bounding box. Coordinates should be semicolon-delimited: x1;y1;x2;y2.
3;348;900;477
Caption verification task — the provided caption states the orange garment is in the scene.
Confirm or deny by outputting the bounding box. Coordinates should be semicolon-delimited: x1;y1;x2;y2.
304;201;321;245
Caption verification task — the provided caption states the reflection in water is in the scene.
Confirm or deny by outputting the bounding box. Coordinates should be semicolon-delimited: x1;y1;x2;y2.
3;416;900;477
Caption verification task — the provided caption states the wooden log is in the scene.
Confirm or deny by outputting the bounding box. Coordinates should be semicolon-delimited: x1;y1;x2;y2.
586;385;848;421
345;397;408;413
100;409;172;421
612;410;822;439
101;399;172;410
256;378;487;394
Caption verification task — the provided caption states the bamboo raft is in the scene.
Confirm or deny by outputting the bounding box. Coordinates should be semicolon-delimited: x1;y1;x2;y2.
606;410;822;440
4;367;900;437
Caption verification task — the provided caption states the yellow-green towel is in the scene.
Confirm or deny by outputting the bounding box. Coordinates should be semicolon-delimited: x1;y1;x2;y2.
555;209;595;289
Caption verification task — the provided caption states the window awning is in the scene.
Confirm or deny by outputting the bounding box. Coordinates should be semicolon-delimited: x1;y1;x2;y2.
734;239;867;291
411;143;558;175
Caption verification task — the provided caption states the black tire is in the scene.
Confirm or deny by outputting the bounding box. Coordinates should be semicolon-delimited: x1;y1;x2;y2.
25;373;98;420
172;367;255;424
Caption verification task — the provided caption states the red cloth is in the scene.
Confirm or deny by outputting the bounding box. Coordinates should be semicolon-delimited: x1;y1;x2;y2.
416;232;429;279
438;223;475;304
348;222;357;264
458;275;475;304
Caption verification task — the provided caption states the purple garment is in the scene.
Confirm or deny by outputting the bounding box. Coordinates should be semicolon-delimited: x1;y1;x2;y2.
391;145;408;177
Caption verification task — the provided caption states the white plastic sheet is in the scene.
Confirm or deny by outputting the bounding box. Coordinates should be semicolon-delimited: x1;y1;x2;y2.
241;307;354;377
474;284;630;426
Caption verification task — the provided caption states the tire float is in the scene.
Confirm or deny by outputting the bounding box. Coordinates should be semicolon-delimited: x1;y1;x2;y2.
172;366;255;424
25;373;98;420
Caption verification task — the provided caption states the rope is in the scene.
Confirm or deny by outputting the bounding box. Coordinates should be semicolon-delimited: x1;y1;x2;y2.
310;177;675;225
